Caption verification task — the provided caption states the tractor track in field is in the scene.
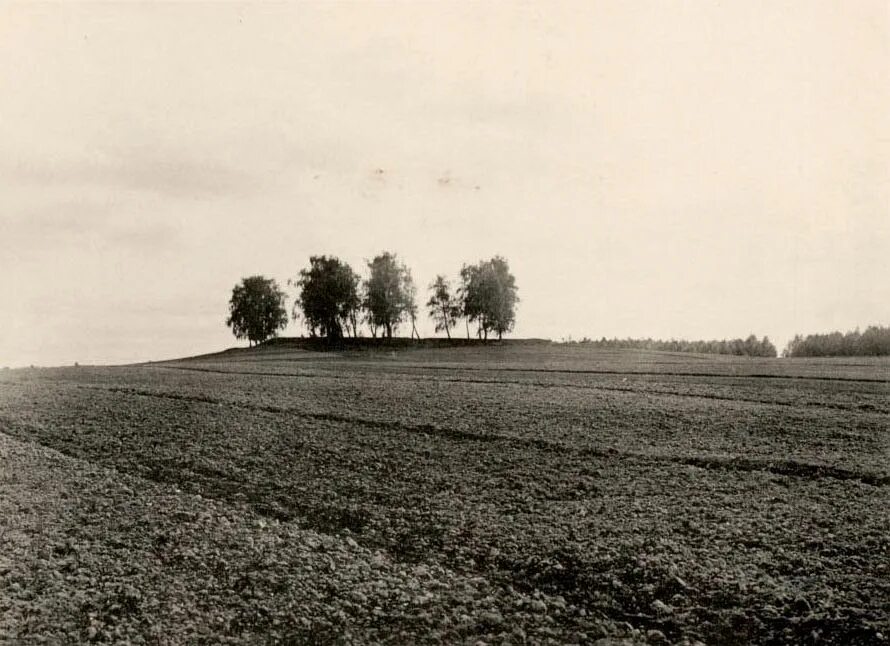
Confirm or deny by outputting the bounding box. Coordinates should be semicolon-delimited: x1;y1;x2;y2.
128;364;890;415
40;382;888;488
148;361;890;384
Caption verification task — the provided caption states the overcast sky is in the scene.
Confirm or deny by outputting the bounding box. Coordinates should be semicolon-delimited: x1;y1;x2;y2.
2;1;888;366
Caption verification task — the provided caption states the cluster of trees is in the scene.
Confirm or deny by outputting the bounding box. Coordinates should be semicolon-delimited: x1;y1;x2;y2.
566;335;778;358
225;253;519;344
782;326;890;357
292;252;420;340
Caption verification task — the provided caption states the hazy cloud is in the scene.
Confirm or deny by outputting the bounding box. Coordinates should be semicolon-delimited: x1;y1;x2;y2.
1;199;182;262
6;150;256;199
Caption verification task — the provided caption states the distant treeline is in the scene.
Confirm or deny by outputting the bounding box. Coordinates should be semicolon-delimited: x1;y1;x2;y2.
565;335;778;358
782;326;890;357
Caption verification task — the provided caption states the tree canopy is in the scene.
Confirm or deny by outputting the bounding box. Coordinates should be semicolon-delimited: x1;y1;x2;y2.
225;276;288;346
426;275;461;339
363;252;416;339
459;256;519;340
293;256;361;339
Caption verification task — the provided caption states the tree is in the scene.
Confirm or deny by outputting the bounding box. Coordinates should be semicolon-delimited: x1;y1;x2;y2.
403;268;421;340
457;264;478;339
426;275;461;339
342;266;363;338
226;276;288;346
759;336;778;358
363;252;415;339
293;256;360;340
484;256;519;340
459;256;519;340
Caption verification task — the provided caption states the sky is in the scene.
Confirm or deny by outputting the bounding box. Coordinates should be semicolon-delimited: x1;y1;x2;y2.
2;1;888;367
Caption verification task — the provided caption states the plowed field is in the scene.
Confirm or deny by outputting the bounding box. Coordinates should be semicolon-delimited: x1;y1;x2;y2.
1;344;888;644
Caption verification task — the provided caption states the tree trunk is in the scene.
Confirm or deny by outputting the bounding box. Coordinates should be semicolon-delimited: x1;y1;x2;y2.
465;319;470;339
440;304;451;339
442;305;451;341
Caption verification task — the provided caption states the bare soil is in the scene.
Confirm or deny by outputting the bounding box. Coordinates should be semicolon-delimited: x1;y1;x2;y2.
1;344;888;644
